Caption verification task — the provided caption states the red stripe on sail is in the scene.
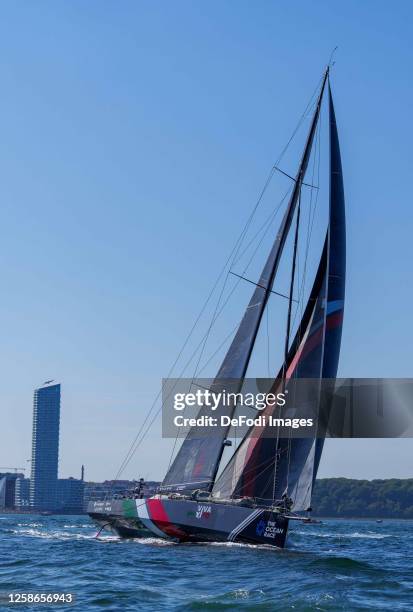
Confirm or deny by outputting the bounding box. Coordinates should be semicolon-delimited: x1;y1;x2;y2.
238;310;343;497
287;310;343;377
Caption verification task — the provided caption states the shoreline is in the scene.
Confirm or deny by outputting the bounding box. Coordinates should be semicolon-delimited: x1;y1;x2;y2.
1;510;412;521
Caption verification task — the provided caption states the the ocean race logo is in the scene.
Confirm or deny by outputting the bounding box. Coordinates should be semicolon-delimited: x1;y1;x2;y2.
256;519;267;537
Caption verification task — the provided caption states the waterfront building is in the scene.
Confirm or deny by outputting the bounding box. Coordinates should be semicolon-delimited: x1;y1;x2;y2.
30;382;61;510
56;478;85;513
14;477;31;508
0;473;25;509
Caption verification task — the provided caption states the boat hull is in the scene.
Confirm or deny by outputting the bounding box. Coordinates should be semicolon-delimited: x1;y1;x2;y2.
87;499;151;538
137;497;289;548
88;497;289;548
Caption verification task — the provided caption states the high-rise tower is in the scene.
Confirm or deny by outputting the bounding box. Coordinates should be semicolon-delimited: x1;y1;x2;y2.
30;382;61;510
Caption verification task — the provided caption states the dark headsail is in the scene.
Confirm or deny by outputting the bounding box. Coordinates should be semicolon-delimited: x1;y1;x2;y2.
212;81;345;510
160;70;330;494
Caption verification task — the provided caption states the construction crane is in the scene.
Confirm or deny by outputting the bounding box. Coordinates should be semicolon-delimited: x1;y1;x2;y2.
0;467;26;474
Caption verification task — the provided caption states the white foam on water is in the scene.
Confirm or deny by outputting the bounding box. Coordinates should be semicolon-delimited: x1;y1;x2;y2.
349;531;392;539
197;540;281;551
232;589;251;599
293;529;393;540
13;528;105;541
95;534;122;542
130;538;279;550
132;537;175;546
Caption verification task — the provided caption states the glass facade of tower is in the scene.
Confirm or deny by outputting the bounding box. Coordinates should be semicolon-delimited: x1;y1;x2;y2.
30;383;61;510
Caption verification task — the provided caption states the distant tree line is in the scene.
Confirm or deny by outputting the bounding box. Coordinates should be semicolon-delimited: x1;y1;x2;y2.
312;478;413;518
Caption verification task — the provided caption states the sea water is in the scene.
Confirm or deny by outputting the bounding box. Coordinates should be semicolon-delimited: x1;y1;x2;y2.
0;514;412;610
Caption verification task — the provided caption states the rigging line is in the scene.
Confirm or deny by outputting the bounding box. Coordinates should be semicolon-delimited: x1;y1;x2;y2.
232;185;293;268
226;81;321;282
112;194;267;481
211;402;292;498
162;189;294;471
266;307;271;379
214;230;320;498
209;87;328;502
167;319;242;471
214;448;274;495
274;73;323;166
121;259;255;474
328;46;338;68
285;114;322;492
297;115;319;323
274;166;319;189
191;187;292;380
191;262;235;385
195;320;240;377
161;199;285;474
114;77;322;483
192;183;293;384
168;281;236;474
283;174;313;490
281;120;321;495
249;455;280;500
213;441;284;498
186;191;291;385
119;275;255;475
168;177;292;468
202;75;329;497
112;172;281;485
215;152;324;500
228;271;298;303
113;74;327;483
226;70;323;272
284;191;302;375
215;429;285;501
228;75;322;274
290;107;322;335
285;366;302;493
273;187;302;503
211;378;313;497
113;165;291;485
119;319;234;473
263;449;282;501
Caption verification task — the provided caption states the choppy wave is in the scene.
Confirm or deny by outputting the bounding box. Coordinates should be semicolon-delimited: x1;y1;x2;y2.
12;527;101;540
310;555;380;572
132;537;176;546
293;529;393;539
1;515;412;611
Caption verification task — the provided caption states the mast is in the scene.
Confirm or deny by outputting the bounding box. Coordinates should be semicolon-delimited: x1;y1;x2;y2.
216;66;330;381
212;78;346;509
283;190;301;375
161;68;330;495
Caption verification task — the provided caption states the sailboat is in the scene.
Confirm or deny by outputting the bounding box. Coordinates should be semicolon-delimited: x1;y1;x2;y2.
131;64;346;548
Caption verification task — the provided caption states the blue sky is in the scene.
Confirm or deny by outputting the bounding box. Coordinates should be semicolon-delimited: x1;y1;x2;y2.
1;1;412;481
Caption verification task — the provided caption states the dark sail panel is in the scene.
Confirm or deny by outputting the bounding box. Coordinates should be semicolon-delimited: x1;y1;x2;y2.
311;82;346;479
160;72;330;494
212;81;345;510
212;241;329;504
